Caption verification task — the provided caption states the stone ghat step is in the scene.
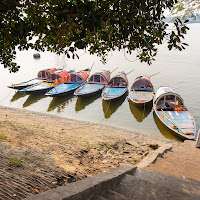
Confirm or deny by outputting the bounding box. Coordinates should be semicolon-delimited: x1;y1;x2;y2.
98;169;200;200
133;168;200;197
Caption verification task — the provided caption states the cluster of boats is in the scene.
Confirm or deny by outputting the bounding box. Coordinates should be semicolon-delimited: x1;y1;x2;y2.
8;68;197;140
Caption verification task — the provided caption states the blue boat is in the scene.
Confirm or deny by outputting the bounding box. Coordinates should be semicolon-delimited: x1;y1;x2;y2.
74;70;111;97
128;75;154;107
153;87;196;140
102;71;128;101
45;69;90;97
8;68;57;90
20;70;69;94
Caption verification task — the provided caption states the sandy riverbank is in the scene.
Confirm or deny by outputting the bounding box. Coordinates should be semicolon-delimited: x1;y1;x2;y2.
146;140;200;182
0;105;174;199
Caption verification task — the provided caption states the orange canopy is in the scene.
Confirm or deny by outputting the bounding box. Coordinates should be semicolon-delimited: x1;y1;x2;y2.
51;70;69;80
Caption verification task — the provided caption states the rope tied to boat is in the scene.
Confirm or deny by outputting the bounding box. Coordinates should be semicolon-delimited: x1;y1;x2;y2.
98;100;111;125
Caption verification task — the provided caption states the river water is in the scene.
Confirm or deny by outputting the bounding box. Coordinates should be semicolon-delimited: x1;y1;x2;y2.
0;24;200;141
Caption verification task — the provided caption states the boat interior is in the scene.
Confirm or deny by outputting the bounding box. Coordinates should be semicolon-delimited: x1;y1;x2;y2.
156;95;186;111
88;74;107;84
37;71;50;79
69;74;84;84
109;77;127;88
131;79;153;91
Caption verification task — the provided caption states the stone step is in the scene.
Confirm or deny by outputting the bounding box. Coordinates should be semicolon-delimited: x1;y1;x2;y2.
133;168;200;197
102;190;132;200
92;195;108;200
112;169;200;200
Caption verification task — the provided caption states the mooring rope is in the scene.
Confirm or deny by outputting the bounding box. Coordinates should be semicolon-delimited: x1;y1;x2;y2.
98;99;111;125
0;90;13;104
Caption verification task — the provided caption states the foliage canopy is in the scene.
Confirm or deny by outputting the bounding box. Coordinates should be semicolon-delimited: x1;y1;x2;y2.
0;0;190;72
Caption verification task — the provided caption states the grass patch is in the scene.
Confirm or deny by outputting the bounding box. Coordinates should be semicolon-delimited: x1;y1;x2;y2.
99;141;120;151
132;158;137;165
39;157;45;161
149;144;159;150
9;156;23;167
0;132;7;140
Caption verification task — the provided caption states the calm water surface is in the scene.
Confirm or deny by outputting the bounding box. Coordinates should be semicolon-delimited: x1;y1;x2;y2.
1;24;200;141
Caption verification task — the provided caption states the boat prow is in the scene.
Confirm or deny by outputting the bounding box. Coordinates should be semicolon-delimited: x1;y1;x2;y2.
8;78;44;90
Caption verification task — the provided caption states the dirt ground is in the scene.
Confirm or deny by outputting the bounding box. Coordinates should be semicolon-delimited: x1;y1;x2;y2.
146;140;200;182
0;106;173;200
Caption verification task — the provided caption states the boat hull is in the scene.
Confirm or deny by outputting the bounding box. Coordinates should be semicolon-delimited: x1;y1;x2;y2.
46;84;80;97
128;90;154;107
20;82;54;94
102;87;128;101
74;83;105;97
153;108;196;140
8;79;44;90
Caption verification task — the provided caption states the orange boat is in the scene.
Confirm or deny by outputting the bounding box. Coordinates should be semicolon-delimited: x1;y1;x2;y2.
20;69;70;94
46;69;91;97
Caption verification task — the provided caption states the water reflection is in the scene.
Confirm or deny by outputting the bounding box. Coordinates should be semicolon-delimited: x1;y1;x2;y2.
102;96;127;118
10;91;27;102
129;101;152;122
23;94;46;108
153;112;181;141
47;94;74;112
75;93;101;112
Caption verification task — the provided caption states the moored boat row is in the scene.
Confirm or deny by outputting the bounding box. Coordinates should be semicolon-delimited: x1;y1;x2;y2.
8;68;197;140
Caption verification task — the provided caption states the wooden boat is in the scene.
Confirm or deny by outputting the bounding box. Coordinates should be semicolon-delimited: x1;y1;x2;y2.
8;68;57;90
45;69;90;97
74;70;110;97
128;75;154;106
20;70;69;94
153;87;196;140
102;71;128;101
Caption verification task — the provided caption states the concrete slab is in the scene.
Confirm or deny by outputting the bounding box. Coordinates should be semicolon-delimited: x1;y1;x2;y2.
25;166;136;200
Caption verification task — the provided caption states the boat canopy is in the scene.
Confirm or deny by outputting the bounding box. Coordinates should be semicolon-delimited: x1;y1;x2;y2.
50;70;69;80
131;75;153;90
154;87;184;108
70;70;89;83
109;72;128;87
88;70;110;84
37;68;57;79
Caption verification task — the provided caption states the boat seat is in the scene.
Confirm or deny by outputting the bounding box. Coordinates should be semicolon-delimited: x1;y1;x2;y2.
157;107;173;111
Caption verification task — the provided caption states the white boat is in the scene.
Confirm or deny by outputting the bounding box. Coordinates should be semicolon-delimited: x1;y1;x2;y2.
153;87;196;140
8;68;57;90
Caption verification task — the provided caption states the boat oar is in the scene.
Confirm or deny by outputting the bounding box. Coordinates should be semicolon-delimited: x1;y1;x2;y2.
161;109;184;134
86;62;95;78
126;69;135;76
90;62;95;71
149;72;160;78
111;67;118;74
